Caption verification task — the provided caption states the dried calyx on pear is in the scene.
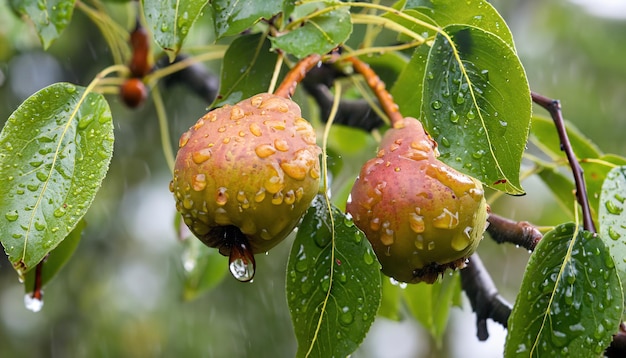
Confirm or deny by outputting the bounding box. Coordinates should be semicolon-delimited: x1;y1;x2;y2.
346;117;488;284
170;93;321;281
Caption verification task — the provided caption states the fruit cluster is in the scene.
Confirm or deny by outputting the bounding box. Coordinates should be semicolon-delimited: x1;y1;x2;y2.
171;57;488;284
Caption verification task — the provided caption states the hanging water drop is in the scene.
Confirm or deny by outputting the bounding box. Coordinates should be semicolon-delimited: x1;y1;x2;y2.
449;110;459;123
228;238;255;282
24;293;44;312
431;100;442;110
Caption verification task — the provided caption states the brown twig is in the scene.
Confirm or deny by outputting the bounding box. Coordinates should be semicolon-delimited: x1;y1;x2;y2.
274;54;323;99
531;92;596;233
460;253;512;341
31;256;45;301
342;57;404;128
486;213;543;251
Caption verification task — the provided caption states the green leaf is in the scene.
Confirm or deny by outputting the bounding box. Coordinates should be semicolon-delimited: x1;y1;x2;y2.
402;273;460;346
530;115;602;161
421;25;531;194
391;44;430;120
582;154;626;216
271;4;352;58
0;83;114;276
536;166;575;217
9;0;76;49
212;0;283;38
212;33;278;107
286;196;381;358
401;0;515;49
23;219;84;291
598;165;626;318
143;0;209;61
180;228;228;301
505;223;623;357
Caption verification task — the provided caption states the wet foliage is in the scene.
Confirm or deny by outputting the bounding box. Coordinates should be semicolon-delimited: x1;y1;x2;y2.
1;0;626;357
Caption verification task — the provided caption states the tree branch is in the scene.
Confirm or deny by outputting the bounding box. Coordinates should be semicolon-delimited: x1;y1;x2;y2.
486;213;543;251
531;92;596;233
460;253;512;341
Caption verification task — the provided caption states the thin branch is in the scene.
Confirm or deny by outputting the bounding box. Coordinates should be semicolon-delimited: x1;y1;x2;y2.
486;213;543;251
531;92;596;233
460;253;512;341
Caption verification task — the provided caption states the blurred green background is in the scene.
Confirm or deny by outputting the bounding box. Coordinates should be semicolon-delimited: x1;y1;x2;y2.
1;0;625;357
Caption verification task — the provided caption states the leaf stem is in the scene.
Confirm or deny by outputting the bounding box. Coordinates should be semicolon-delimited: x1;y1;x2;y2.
145;50;226;88
151;86;175;173
531;92;596;233
351;13;425;42
267;52;284;94
305;81;342;358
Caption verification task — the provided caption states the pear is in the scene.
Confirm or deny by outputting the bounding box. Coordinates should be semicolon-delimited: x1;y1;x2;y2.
347;118;488;283
170;94;321;281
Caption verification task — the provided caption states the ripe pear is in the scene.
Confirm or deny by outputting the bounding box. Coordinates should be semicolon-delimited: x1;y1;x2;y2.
170;94;321;280
347;118;488;283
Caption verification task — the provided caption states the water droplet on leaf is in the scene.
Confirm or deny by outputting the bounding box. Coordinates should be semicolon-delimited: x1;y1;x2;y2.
5;211;18;222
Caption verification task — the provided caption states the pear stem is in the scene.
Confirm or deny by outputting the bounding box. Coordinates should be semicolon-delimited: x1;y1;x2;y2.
274;54;323;98
342;57;404;128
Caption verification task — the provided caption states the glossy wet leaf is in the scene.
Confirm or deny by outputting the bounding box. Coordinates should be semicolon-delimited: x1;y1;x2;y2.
212;33;278;107
400;0;515;49
391;45;430;119
23;219;84;291
505;223;623;357
422;25;531;194
286;196;381;358
391;44;430;119
271;5;352;58
598;165;626;318
181;233;228;301
211;0;283;38
143;0;209;61
0;82;114;276
530;115;602;161
536;166;575;217
403;273;461;346
9;0;76;49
